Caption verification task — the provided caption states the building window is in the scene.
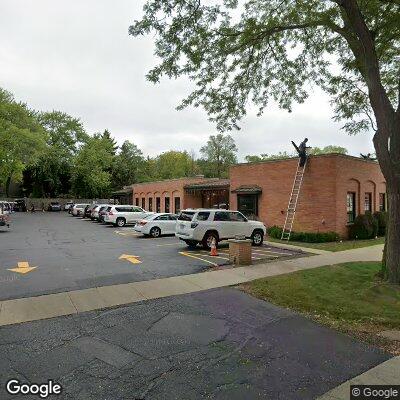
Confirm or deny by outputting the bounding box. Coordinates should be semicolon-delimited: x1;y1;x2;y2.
174;197;180;213
237;194;258;218
347;192;356;223
379;193;386;211
135;198;139;206
141;198;145;210
364;192;372;213
148;198;153;212
165;197;170;213
156;197;161;213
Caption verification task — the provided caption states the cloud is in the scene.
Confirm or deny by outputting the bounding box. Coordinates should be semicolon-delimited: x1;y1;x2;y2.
0;0;375;161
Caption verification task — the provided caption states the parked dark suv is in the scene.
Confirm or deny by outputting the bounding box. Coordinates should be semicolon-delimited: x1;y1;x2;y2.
14;199;27;212
48;202;62;211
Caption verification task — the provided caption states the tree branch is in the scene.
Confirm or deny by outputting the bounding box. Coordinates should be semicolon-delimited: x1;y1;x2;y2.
335;0;395;128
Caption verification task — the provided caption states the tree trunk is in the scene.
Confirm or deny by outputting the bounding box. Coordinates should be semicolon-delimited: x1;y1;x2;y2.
5;175;11;198
383;184;400;283
373;114;400;284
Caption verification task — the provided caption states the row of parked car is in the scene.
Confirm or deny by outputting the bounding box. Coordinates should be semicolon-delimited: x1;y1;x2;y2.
0;201;11;228
69;202;267;249
69;203;177;237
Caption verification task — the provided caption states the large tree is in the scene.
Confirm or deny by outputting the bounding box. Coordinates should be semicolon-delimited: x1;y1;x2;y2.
154;150;196;179
71;133;116;198
113;140;146;187
200;134;238;178
25;111;88;197
0;88;46;196
130;0;400;282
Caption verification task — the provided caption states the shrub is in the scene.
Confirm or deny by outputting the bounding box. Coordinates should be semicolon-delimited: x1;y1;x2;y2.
267;225;282;239
373;211;387;236
291;231;339;243
349;212;378;240
267;225;339;243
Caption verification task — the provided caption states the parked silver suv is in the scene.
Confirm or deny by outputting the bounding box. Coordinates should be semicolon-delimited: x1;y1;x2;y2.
175;209;266;249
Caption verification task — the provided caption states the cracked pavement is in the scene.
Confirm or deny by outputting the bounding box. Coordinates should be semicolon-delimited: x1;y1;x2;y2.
0;288;389;400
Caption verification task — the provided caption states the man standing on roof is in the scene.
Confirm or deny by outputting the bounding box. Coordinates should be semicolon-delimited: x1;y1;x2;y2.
291;138;311;167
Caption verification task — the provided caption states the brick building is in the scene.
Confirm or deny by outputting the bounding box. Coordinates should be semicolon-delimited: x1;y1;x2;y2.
230;154;386;238
131;154;386;238
132;177;230;214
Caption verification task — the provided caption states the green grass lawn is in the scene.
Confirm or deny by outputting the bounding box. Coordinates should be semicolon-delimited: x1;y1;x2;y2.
268;236;385;252
242;262;400;353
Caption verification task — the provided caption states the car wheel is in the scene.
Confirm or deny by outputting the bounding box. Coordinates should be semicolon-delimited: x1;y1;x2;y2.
150;227;161;238
116;218;126;227
184;240;198;249
251;230;264;246
202;232;218;249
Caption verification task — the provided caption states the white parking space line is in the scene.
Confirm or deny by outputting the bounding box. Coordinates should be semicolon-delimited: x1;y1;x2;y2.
254;249;293;256
156;243;181;247
191;252;230;261
178;252;219;267
114;230;141;237
217;249;281;260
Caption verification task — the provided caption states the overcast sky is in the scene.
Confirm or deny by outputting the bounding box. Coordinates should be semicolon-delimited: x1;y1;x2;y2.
0;0;375;160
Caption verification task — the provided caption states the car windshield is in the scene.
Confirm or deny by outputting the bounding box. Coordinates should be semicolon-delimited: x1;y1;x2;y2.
178;211;195;221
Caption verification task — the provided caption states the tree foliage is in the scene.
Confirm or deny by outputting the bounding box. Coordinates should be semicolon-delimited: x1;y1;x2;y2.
309;145;348;155
130;0;399;134
113;140;146;187
200;134;237;178
245;146;347;162
71;134;116;198
153;150;197;179
0;89;46;196
25;111;88;197
245;151;294;162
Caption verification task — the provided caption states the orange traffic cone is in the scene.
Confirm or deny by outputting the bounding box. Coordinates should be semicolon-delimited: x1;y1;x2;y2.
210;238;218;257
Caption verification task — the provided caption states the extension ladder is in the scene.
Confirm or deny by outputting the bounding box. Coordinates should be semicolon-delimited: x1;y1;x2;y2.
281;159;307;240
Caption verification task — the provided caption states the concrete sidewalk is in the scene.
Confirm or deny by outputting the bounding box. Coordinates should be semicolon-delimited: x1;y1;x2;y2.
0;244;383;326
264;240;332;254
318;356;400;399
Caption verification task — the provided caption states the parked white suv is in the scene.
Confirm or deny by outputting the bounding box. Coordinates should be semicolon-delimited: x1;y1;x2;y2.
175;209;266;249
104;205;151;227
71;203;90;216
91;204;110;220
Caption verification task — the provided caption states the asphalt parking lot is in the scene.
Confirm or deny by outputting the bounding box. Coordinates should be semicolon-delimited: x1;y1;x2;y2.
0;212;307;300
0;288;389;400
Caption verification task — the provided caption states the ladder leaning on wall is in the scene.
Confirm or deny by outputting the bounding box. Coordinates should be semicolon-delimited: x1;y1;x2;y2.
281;159;307;241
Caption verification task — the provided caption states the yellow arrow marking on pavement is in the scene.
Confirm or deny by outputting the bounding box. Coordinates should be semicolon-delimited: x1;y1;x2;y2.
8;261;37;274
119;254;142;264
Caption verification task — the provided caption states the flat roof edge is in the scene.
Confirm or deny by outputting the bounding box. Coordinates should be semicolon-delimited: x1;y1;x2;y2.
234;153;380;167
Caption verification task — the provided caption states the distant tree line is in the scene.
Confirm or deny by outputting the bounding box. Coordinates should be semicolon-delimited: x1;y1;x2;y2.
0;88;239;198
245;146;349;163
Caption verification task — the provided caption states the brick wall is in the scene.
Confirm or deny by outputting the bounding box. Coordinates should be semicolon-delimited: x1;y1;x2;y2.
132;177;210;213
335;156;386;237
230;154;385;238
